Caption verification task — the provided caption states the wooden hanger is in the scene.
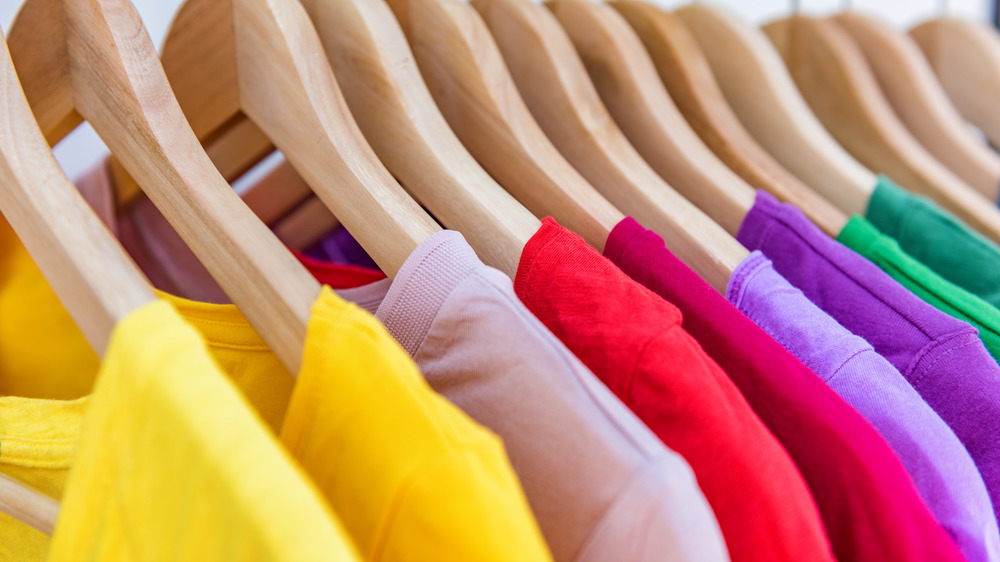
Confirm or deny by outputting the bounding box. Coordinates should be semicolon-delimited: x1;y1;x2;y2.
114;0;451;276
7;0;331;372
610;1;848;237
674;4;875;216
470;0;748;293
836;12;1000;202
0;27;167;534
545;0;754;237
290;0;540;276
379;0;623;251
764;15;1000;246
910;18;1000;162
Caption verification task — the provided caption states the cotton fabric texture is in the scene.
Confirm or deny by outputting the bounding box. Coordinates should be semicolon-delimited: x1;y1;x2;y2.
729;251;1000;562
867;175;1000;308
603;216;966;562
839;215;1000;364
47;300;361;562
304;231;730;562
738;189;1000;523
281;288;552;561
513;218;833;562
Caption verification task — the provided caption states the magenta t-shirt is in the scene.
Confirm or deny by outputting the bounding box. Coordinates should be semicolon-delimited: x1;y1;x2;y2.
604;217;965;562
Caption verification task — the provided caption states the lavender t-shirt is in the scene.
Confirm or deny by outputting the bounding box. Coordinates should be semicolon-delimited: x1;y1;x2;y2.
738;190;1000;518
729;251;1000;562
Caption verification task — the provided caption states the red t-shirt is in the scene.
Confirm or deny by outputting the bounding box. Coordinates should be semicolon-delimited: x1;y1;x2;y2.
603;217;965;562
513;219;834;562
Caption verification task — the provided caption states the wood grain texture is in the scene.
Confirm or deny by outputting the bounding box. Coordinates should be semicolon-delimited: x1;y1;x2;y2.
383;0;622;251
612;1;847;237
911;18;1000;160
299;0;539;277
9;0;322;372
159;0;442;280
0;33;154;356
0;474;58;535
837;13;1000;202
676;4;875;216
547;0;755;236
765;15;1000;246
473;0;748;293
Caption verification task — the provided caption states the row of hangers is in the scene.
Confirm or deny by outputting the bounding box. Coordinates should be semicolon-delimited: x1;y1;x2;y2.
1;0;999;538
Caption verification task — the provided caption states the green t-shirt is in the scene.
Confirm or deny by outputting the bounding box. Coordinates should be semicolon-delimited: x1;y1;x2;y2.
867;175;1000;308
838;215;1000;365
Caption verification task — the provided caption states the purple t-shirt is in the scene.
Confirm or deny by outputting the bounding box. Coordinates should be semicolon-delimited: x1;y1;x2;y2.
738;190;1000;517
729;251;1000;562
604;217;965;562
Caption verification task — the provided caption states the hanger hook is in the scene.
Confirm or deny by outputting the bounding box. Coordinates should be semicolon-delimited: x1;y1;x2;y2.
939;0;951;15
790;0;801;13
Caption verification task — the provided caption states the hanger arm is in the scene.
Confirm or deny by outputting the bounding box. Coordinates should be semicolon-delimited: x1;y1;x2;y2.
383;0;623;251
296;0;540;277
836;13;1000;202
0;474;57;536
546;0;755;236
765;15;1000;246
472;0;747;293
675;5;875;216
610;1;847;237
9;0;321;373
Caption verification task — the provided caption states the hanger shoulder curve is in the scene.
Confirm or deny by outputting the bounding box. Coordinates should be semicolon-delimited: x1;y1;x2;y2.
836;13;1000;202
384;0;623;251
473;0;748;293
674;4;875;216
159;0;443;278
765;15;1000;246
546;0;755;237
910;18;1000;160
297;0;539;277
9;0;321;372
610;1;847;237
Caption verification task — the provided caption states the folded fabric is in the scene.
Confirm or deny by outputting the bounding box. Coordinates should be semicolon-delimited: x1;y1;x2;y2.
514;219;834;562
738;189;1000;522
604;216;966;562
729;251;1000;562
48;300;361;561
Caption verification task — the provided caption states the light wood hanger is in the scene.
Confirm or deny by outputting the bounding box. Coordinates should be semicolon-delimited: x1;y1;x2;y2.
836;12;1000;202
611;1;848;237
910;18;1000;162
107;0;450;277
7;0;328;373
545;0;754;237
470;0;748;293
0;28;167;534
381;0;623;251
292;0;540;276
764;15;1000;246
674;4;875;216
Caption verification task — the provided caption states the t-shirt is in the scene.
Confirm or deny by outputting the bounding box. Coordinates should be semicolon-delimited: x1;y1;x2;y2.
729;251;1000;562
0;217;549;561
738;189;1000;523
603;216;967;562
305;231;730;562
839;215;1000;365
281;287;552;561
513;219;832;562
867;175;1000;308
46;300;361;561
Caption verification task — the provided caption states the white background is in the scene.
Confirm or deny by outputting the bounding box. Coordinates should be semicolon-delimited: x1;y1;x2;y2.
1;0;994;181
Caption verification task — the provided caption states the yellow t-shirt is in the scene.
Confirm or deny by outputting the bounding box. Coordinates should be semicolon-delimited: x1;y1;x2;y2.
0;218;551;561
283;288;553;561
47;299;360;561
